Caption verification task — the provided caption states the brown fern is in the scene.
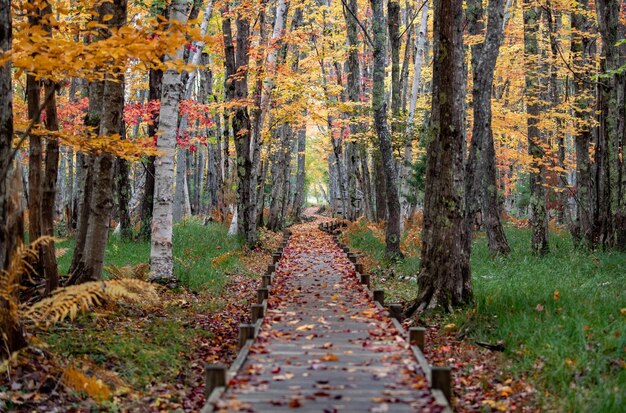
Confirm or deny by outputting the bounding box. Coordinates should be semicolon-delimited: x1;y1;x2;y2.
22;279;158;329
0;237;54;323
103;263;150;280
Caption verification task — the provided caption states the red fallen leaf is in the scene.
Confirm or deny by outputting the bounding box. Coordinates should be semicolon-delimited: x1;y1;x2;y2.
271;366;281;374
288;398;302;408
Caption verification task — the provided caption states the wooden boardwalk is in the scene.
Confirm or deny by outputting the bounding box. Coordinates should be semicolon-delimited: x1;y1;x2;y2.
204;222;451;412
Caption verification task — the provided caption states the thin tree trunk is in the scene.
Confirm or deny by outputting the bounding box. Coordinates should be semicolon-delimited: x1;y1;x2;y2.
292;127;307;221
402;1;428;220
41;78;60;293
465;0;510;256
571;0;594;245
524;2;549;254
139;70;162;240
370;0;402;258
222;5;255;245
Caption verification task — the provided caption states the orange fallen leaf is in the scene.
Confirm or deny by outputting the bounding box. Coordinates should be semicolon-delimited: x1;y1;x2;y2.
320;353;339;362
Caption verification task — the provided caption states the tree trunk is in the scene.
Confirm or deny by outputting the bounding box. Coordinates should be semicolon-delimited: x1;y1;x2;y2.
149;0;187;283
524;2;549;254
373;152;387;221
173;149;189;221
370;0;402;259
595;0;626;248
388;0;401;133
73;0;128;283
27;73;42;259
116;156;132;240
292;127;307;221
0;0;27;358
343;0;365;221
402;1;428;220
222;6;255;245
41;78;60;293
139;70;162;240
413;0;470;313
571;0;594;246
465;0;510;256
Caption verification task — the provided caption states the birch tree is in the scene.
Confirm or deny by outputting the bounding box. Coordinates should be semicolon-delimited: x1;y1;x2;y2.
150;0;189;283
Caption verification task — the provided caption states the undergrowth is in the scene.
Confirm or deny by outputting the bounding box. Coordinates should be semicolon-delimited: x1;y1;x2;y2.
57;218;246;293
37;218;254;405
344;222;626;413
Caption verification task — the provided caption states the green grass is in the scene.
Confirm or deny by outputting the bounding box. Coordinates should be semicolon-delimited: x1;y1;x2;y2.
345;224;626;412
46;218;248;393
57;218;246;293
46;309;211;390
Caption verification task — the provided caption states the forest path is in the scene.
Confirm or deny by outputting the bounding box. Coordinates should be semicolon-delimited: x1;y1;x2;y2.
213;220;447;412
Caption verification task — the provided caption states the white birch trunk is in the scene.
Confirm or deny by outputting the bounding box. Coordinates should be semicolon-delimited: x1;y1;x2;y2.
228;207;238;236
173;0;213;221
149;0;188;282
401;1;429;222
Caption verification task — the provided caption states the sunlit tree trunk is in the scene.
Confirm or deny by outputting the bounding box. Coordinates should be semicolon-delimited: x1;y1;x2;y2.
413;0;470;313
524;1;549;254
150;0;188;283
370;0;402;259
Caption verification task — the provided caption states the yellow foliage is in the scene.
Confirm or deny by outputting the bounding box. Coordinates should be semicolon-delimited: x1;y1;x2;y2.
22;279;158;329
61;367;112;402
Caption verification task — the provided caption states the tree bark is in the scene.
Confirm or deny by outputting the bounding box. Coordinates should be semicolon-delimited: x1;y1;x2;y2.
222;5;255;245
0;0;28;358
413;0;471;313
570;0;594;246
292;127;307;221
149;0;188;283
370;0;402;259
523;2;549;254
465;0;510;256
595;0;626;248
41;78;60;293
402;1;428;220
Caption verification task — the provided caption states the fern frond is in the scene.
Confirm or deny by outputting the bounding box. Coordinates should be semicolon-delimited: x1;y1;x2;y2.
104;263;149;280
21;279;158;329
0;237;54;321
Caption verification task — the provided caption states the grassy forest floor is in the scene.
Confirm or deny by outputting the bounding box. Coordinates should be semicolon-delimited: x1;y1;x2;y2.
343;219;626;413
1;218;280;412
1;216;624;412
